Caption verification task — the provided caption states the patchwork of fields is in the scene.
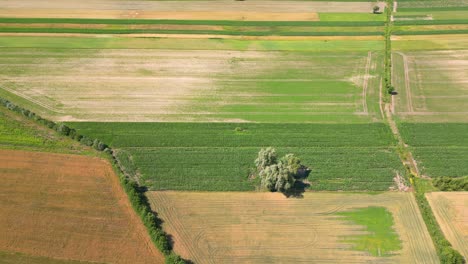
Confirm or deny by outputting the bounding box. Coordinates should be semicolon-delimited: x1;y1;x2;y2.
148;191;438;263
1;0;468;263
426;192;468;260
0;149;164;263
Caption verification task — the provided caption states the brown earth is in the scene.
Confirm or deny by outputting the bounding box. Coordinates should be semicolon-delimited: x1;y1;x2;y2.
0;149;164;264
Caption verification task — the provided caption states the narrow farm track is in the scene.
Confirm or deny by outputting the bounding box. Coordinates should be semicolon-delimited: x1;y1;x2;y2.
362;51;372;114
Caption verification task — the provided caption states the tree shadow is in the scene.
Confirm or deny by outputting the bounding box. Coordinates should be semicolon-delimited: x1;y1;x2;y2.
284;166;311;198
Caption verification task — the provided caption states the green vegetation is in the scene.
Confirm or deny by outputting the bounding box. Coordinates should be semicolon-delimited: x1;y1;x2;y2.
399;123;468;178
255;148;306;193
337;207;402;257
412;177;465;264
0;103;93;155
0;27;384;36
0;36;384;51
67;122;403;191
0;17;385;26
433;177;468;191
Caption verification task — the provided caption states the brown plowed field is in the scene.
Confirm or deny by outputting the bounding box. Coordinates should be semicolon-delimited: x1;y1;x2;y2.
0;149;164;264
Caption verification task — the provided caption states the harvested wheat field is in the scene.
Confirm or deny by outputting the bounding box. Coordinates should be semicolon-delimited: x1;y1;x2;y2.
426;192;468;259
0;149;164;264
148;191;438;264
0;0;376;20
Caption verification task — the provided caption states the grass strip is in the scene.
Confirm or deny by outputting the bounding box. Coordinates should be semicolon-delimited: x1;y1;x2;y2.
393;30;468;35
394;20;468;25
398;7;468;12
0;27;384;36
0;17;385;27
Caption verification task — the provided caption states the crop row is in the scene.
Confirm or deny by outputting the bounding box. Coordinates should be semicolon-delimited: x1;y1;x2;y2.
394;20;468;25
399;123;468;178
69;122;403;191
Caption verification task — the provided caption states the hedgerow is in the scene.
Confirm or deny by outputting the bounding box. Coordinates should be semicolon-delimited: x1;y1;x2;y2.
0;96;186;264
412;177;465;264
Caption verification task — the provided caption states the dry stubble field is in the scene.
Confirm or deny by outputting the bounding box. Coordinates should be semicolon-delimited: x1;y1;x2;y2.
392;50;468;122
426;192;468;259
148;191;438;264
0;0;378;20
0;48;383;123
0;149;163;264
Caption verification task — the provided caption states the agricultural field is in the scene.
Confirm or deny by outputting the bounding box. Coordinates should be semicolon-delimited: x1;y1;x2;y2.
0;149;164;264
426;192;468;259
391;50;468;122
69;122;403;191
148;191;438;264
0;41;385;123
399;123;468;178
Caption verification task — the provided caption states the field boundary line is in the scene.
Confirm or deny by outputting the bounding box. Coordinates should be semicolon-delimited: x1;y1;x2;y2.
379;77;385;119
362;51;372;114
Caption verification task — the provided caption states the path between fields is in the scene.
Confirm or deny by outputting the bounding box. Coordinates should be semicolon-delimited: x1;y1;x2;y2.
362;51;372;114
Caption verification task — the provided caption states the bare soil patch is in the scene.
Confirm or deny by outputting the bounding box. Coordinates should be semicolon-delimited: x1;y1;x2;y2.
0;149;164;264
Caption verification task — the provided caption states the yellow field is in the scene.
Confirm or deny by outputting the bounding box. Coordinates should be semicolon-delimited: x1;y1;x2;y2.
0;0;375;20
148;191;438;264
426;192;468;259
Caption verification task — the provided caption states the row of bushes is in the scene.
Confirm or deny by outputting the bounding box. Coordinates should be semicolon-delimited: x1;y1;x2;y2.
0;96;186;264
412;177;465;263
384;0;395;95
433;176;468;191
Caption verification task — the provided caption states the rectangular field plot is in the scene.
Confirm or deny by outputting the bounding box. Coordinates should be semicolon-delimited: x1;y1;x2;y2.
399;123;468;178
0;0;381;20
0;47;384;123
69;122;403;191
392;50;468;122
0;149;163;263
148;191;438;264
426;192;468;259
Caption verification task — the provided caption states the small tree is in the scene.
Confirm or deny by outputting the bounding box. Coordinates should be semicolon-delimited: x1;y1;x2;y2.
259;163;295;192
255;147;277;170
255;148;307;194
373;6;380;14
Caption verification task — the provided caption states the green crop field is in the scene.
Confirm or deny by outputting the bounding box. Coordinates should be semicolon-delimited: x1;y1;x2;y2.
399;123;468;178
68;122;403;191
0;41;385;123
